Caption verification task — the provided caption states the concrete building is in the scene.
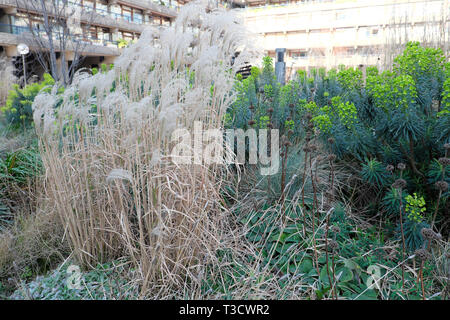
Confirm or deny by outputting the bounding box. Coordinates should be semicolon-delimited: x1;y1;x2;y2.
0;0;178;79
236;0;449;75
1;0;448;81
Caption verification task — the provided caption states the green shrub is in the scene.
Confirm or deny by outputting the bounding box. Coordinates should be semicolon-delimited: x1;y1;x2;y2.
0;146;41;186
227;43;449;252
0;74;55;129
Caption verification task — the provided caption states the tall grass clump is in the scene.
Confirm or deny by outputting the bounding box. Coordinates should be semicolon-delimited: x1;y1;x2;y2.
31;1;254;297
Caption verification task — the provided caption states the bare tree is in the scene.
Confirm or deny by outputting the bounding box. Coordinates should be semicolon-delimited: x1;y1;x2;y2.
382;0;449;70
15;0;95;86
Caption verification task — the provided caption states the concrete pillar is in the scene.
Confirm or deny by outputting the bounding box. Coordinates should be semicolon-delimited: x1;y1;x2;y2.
144;10;152;24
5;45;18;57
4;7;17;15
111;27;119;41
65;51;75;61
103;56;116;65
107;0;119;18
56;56;69;80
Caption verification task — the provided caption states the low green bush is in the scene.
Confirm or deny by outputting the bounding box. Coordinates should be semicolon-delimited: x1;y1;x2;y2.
0;74;55;129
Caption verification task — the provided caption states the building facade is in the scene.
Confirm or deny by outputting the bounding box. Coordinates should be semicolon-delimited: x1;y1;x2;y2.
237;0;449;75
0;0;178;79
0;0;448;82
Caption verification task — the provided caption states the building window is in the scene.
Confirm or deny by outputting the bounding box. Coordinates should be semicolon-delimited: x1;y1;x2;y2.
118;5;144;24
83;25;98;40
121;5;133;22
151;15;168;26
336;11;348;20
346;47;356;55
80;0;108;14
13;13;30;28
161;17;171;26
96;0;108;13
14;12;46;34
110;4;121;17
82;25;111;43
120;31;135;41
291;51;307;59
81;0;95;12
98;27;111;41
134;9;143;24
364;27;379;37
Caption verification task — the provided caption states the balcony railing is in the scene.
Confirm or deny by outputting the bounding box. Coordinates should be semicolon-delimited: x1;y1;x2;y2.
0;23;30;35
0;23;119;48
67;1;149;25
242;0;336;10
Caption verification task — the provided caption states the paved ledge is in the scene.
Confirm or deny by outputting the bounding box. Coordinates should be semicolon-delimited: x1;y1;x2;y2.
0;0;177;18
0;31;120;56
114;0;177;18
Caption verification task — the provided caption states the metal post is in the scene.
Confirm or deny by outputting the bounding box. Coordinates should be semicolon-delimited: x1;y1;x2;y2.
275;48;286;85
18;43;29;86
22;54;27;86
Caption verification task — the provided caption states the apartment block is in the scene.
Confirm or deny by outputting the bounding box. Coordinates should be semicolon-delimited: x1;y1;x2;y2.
1;0;448;82
237;0;449;75
0;0;178;78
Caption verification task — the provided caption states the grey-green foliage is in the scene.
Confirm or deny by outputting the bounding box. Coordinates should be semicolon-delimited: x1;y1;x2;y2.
255;144;328;203
228;56;305;136
9;260;138;300
228;43;449;241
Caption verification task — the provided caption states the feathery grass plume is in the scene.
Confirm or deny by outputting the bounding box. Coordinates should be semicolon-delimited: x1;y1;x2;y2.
32;0;255;298
106;169;133;184
0;54;17;106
